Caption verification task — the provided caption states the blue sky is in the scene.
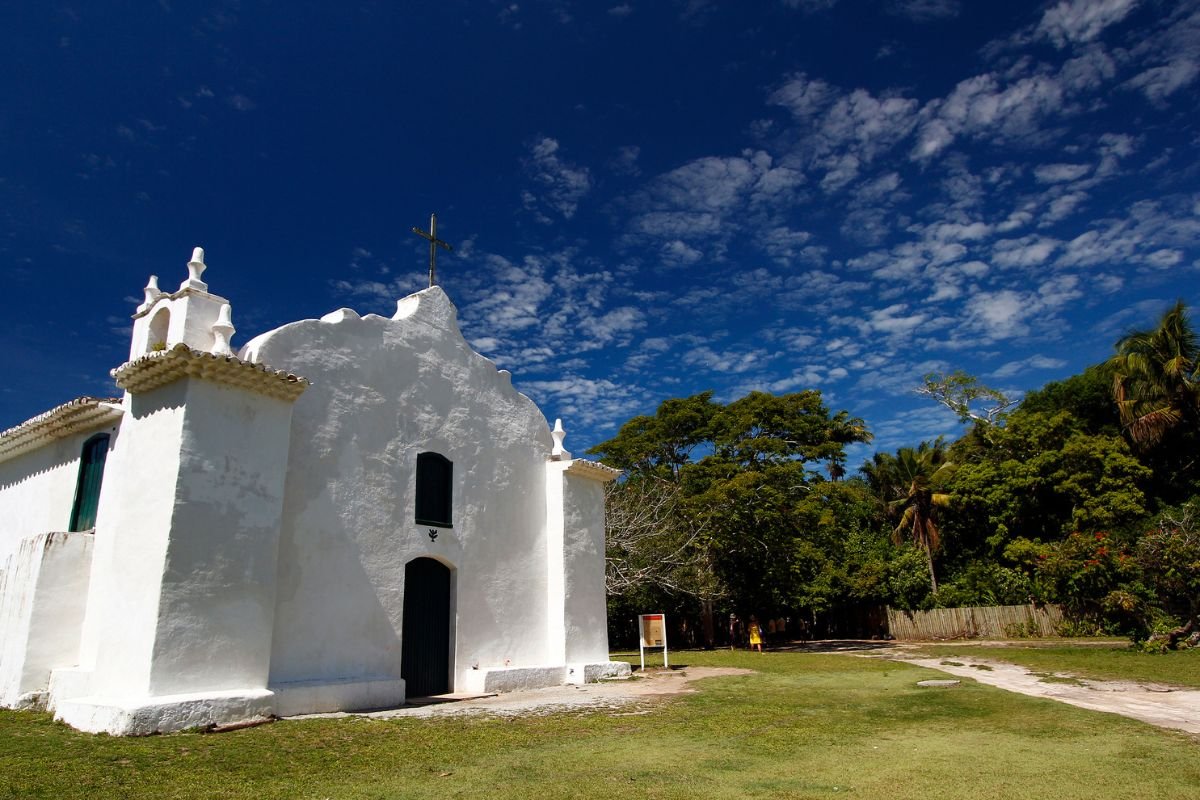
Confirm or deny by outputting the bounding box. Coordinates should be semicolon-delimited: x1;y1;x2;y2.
3;0;1198;465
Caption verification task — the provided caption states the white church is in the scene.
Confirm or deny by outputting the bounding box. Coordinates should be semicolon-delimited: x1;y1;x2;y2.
0;247;627;735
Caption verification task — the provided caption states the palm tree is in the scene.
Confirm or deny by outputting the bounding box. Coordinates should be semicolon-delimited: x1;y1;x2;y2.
866;440;955;594
1109;301;1200;450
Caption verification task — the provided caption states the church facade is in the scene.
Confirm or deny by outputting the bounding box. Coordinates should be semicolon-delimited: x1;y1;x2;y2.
0;248;626;735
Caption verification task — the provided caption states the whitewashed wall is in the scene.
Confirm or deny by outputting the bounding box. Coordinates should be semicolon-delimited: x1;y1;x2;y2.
74;383;187;698
147;378;293;695
0;428;117;563
0;532;94;707
72;377;294;702
242;289;555;696
561;473;610;666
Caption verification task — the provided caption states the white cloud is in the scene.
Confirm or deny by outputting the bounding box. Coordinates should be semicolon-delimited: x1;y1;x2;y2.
959;275;1082;342
920;220;992;242
1126;59;1200;103
769;73;837;119
649;155;760;212
610;145;641;176
522;136;592;222
867;303;929;336
1143;248;1184;268
964;289;1028;338
625;150;802;256
660;239;704;266
631;210;723;240
1057;44;1117;91
1040;191;1089;226
760;226;813;265
865;404;962;456
1037;0;1140;48
519;374;652;442
1124;4;1200;102
820;91;920;162
989;354;1068;378
990;235;1059;268
1034;163;1091;183
913;72;1067;159
227;93;256;111
1056;200;1200;269
888;0;960;22
682;345;772;374
779;0;839;13
854;171;903;204
577;306;648;350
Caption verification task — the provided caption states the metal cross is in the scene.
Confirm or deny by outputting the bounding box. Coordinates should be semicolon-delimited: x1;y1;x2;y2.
411;213;453;287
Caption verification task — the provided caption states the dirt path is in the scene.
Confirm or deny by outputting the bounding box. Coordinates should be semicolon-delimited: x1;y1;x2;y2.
288;666;751;721
879;652;1200;736
288;648;1198;737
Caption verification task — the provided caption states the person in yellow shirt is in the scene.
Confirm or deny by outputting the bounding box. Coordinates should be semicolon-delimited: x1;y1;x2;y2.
748;615;764;653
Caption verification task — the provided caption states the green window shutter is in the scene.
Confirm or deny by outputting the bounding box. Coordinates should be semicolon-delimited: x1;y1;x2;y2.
69;433;110;532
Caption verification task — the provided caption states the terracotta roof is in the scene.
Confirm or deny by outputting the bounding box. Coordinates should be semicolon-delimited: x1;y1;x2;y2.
111;344;309;402
565;459;623;483
0;397;124;464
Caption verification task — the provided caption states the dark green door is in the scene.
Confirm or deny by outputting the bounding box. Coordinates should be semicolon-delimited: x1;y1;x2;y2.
401;557;451;697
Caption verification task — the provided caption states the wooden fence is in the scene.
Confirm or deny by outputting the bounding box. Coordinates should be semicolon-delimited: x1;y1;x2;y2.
886;604;1064;640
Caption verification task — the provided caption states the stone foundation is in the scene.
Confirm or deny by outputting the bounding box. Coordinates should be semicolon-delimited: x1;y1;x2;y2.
54;688;275;736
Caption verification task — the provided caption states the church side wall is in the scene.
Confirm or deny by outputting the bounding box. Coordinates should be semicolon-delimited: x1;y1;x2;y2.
0;428;116;564
146;379;292;696
76;384;186;697
0;532;94;707
561;474;611;665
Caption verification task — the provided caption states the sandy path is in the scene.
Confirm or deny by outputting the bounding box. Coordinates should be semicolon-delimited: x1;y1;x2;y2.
287;666;751;721
881;653;1200;736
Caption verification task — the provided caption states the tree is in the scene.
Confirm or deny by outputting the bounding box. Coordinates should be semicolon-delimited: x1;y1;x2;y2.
587;391;719;477
590;389;874;641
1018;363;1120;436
1137;501;1200;649
602;476;715;599
918;371;1015;428
943;410;1150;563
707;391;869;469
1109;300;1199;450
866;440;955;594
1034;530;1147;636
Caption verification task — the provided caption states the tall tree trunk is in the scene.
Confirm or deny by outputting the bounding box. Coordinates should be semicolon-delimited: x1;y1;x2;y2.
926;546;938;595
701;599;715;649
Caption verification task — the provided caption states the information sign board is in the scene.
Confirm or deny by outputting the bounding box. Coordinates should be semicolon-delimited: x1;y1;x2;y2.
637;612;668;669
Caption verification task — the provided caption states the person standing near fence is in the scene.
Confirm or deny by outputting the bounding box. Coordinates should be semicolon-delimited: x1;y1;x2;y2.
748;615;764;653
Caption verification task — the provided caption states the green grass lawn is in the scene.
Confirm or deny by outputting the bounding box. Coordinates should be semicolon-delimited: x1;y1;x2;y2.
905;640;1200;688
2;649;1196;800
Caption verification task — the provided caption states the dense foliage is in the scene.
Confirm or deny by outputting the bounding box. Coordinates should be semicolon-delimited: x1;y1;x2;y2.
594;303;1200;649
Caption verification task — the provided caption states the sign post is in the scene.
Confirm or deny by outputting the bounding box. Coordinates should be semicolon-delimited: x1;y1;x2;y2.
637;613;668;670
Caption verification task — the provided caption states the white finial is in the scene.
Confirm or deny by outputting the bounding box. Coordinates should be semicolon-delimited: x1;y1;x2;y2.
138;274;163;312
181;246;209;291
551;418;571;461
211;303;236;356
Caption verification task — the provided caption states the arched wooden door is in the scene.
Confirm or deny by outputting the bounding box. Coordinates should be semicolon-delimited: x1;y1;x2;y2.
400;557;452;697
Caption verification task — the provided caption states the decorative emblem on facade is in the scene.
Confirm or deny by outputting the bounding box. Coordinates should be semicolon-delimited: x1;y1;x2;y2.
427;528;439;542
